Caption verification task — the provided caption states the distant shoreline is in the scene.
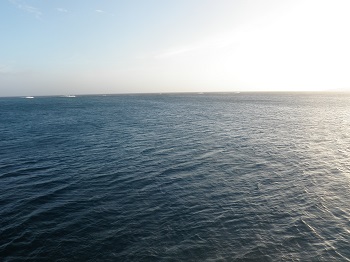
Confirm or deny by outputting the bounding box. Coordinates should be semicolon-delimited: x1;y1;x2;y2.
1;90;350;99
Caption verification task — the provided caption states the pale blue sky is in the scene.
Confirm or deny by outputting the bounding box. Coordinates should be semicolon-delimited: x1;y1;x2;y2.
1;0;350;96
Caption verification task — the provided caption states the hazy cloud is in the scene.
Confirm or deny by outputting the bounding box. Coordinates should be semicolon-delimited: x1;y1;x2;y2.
56;8;68;13
9;0;42;19
95;9;104;13
0;64;13;75
154;33;238;60
0;64;37;78
155;47;197;59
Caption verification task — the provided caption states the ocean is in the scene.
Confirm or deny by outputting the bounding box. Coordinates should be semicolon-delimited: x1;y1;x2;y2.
1;93;350;261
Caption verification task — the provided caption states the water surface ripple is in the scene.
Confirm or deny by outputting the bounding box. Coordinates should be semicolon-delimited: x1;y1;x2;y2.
1;93;350;261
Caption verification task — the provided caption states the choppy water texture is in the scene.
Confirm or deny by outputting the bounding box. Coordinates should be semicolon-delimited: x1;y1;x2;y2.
1;93;350;261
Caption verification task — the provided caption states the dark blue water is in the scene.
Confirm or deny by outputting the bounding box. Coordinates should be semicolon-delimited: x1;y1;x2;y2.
1;93;350;261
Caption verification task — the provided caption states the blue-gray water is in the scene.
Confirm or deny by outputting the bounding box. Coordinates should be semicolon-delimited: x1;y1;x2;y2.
1;93;350;261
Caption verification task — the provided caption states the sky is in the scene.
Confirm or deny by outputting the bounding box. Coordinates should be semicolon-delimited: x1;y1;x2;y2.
1;0;350;96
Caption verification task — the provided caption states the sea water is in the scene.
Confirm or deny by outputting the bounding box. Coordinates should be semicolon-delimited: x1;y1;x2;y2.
1;93;350;261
